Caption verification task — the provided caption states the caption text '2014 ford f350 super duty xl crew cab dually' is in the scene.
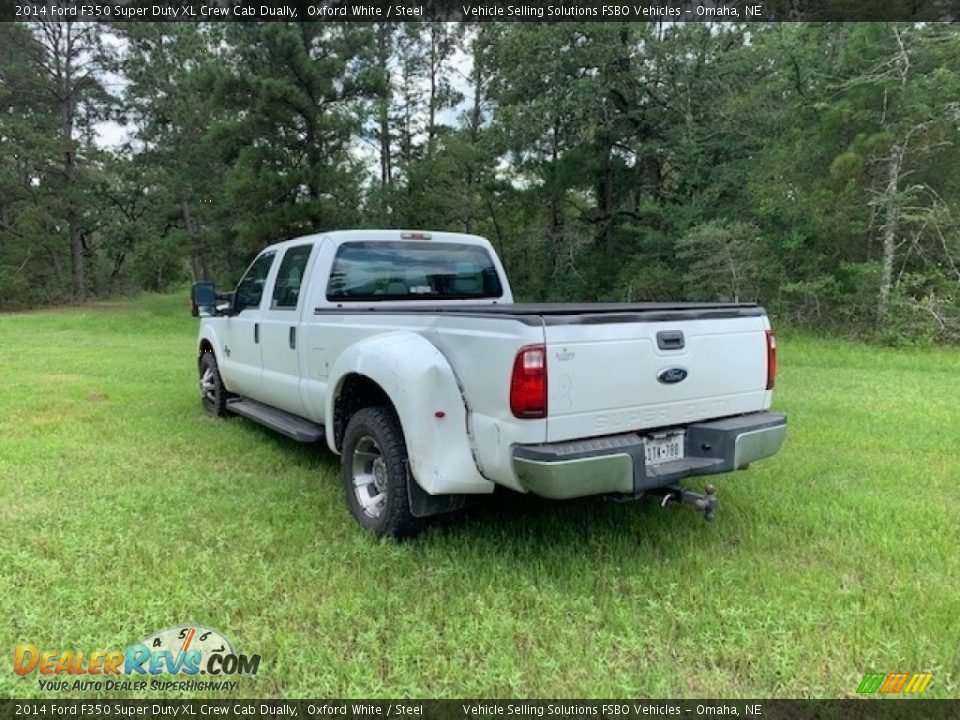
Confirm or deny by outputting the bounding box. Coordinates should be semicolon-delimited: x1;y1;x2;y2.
190;230;787;538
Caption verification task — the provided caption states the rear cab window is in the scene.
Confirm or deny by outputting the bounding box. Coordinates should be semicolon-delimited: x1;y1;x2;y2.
326;241;503;301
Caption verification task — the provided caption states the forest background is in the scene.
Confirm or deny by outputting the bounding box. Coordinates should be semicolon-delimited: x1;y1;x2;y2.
2;21;959;343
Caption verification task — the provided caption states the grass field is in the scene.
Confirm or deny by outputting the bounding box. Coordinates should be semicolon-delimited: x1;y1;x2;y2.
1;291;958;699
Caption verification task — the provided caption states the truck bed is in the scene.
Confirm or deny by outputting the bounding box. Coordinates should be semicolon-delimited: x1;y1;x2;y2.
313;300;772;443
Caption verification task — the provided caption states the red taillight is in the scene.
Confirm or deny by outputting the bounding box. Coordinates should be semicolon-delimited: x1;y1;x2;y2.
765;330;777;390
510;344;547;418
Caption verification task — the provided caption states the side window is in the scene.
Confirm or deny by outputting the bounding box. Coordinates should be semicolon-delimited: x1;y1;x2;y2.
271;244;314;310
234;251;276;312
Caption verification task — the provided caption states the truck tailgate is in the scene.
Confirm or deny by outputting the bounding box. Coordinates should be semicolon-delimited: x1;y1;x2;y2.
544;315;770;443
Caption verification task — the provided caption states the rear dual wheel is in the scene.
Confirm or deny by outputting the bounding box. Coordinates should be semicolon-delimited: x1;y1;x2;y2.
341;406;423;540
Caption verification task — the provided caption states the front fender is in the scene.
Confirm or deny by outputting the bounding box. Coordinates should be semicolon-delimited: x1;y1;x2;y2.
198;321;239;395
198;323;226;369
327;331;494;496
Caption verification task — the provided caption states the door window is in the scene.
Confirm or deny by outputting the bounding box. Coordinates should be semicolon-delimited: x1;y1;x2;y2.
271;244;314;310
234;251;276;312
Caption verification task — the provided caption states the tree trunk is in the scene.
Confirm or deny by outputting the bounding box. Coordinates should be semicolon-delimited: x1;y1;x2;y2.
427;25;438;156
877;143;903;325
376;23;392;191
464;39;484;234
199;254;211;282
67;214;83;298
594;137;614;253
877;27;911;328
112;252;127;279
60;26;83;300
49;247;64;285
181;197;211;281
378;98;392;191
548;122;563;279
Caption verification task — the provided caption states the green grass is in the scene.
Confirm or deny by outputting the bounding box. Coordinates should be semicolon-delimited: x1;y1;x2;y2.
1;292;958;699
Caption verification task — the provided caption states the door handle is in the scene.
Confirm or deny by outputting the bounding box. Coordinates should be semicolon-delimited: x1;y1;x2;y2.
289;326;296;350
657;330;684;350
254;323;259;344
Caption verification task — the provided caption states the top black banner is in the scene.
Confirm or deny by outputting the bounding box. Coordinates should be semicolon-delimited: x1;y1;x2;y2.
2;0;959;23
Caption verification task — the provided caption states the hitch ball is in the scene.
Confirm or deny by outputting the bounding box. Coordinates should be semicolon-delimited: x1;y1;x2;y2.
703;484;717;521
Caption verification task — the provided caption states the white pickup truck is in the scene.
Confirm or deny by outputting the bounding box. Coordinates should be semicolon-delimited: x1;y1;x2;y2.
191;230;786;538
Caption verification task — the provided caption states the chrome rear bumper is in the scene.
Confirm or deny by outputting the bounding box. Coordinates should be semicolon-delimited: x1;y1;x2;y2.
512;411;787;500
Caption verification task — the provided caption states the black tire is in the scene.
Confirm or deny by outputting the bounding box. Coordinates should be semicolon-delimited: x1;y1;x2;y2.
341;406;423;540
199;352;229;417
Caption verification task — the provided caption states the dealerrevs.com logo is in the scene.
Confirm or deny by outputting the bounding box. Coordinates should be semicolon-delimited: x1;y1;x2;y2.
14;625;261;692
856;672;934;695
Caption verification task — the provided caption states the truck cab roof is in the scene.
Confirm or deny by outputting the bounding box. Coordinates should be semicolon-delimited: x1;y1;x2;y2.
278;229;494;253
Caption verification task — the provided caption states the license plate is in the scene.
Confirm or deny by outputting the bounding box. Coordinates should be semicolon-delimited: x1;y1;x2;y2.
644;432;684;466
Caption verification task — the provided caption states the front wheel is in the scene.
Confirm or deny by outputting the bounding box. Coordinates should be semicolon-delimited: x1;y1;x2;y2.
199;352;229;417
341;406;423;539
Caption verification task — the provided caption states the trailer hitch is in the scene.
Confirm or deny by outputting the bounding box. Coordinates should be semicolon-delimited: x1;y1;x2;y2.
651;483;718;521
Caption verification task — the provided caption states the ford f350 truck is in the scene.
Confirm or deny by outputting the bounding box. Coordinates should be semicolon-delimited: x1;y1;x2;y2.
191;230;786;538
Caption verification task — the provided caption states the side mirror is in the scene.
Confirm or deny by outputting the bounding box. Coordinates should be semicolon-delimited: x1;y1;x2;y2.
191;282;217;317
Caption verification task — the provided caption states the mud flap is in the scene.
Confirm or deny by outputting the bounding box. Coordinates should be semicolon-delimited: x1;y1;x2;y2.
406;464;482;518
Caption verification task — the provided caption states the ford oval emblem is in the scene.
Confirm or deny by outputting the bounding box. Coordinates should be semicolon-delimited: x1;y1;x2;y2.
657;367;688;385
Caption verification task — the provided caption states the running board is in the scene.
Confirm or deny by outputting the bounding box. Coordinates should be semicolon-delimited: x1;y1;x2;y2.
227;398;324;443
